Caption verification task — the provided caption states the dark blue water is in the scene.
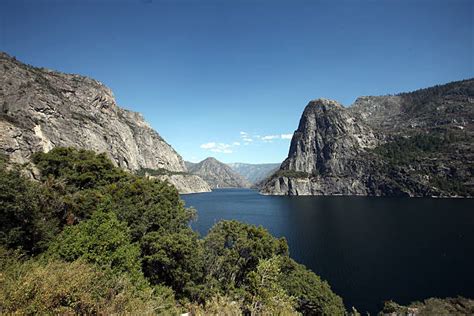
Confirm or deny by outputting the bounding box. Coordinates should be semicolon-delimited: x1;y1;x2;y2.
182;189;474;314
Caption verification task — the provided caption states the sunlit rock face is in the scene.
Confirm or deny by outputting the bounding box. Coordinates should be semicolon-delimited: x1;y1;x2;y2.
261;80;474;197
186;157;252;189
0;52;210;193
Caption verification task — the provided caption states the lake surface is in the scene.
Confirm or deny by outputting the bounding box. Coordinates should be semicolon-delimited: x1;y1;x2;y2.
182;189;474;314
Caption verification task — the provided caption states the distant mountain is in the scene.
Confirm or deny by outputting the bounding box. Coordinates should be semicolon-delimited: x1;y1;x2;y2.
0;52;210;194
261;79;474;197
227;162;280;185
186;157;252;189
184;161;197;171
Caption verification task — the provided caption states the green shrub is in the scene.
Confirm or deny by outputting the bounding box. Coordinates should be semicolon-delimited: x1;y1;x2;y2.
137;167;190;177
1;148;347;314
0;163;62;254
46;210;144;285
99;176;196;241
188;294;242;316
32;147;128;190
61;188;105;223
274;169;310;179
141;229;205;300
246;256;298;315
279;256;345;315
0;251;176;315
204;220;289;293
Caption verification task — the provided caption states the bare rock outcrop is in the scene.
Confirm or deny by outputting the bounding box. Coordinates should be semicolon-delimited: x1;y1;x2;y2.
156;174;212;194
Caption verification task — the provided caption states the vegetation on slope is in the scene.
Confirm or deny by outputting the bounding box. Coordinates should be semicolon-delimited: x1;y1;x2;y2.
372;131;473;196
397;78;474;115
273;170;311;179
373;133;444;164
136;167;190;177
0;147;345;315
0;248;176;315
379;297;474;316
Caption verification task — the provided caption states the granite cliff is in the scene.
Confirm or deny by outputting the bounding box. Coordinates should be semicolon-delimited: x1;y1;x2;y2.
0;52;210;194
186;157;252;189
154;174;211;194
261;79;474;197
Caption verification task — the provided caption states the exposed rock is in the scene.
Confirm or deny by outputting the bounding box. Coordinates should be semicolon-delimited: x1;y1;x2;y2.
186;157;252;189
0;52;209;194
261;80;474;197
154;174;212;194
227;162;280;185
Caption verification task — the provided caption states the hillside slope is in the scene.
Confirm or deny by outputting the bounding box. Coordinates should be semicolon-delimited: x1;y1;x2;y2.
0;52;210;193
228;162;280;185
187;158;252;189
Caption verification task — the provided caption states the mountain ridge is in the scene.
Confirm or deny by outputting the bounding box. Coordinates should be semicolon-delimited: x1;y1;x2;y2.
186;157;252;189
0;52;210;194
261;79;474;197
227;162;280;185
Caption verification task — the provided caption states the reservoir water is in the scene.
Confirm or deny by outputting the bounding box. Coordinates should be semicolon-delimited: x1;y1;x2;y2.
182;189;474;314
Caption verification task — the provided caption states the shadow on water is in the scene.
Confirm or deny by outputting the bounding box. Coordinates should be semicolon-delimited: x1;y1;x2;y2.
182;189;474;314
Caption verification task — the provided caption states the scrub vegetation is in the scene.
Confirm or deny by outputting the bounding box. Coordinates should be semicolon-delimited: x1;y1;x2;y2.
0;147;345;315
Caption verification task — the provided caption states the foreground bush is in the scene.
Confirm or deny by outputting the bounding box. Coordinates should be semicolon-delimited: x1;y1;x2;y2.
0;249;176;315
187;294;242;316
204;220;288;292
279;256;345;315
46;210;144;285
203;220;344;314
141;229;205;300
0;158;62;254
246;256;298;315
0;148;347;315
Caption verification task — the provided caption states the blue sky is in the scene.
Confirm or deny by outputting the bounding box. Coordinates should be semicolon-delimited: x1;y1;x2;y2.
1;0;473;163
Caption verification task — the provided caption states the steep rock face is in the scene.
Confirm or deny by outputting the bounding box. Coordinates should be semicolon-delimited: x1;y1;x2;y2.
261;99;380;195
187;157;252;189
261;80;474;197
0;52;209;193
281;99;378;175
154;174;212;194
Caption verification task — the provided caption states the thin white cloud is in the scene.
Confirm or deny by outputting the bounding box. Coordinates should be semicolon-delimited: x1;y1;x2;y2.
200;142;236;154
240;131;253;144
261;135;280;142
200;142;216;149
201;131;292;154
